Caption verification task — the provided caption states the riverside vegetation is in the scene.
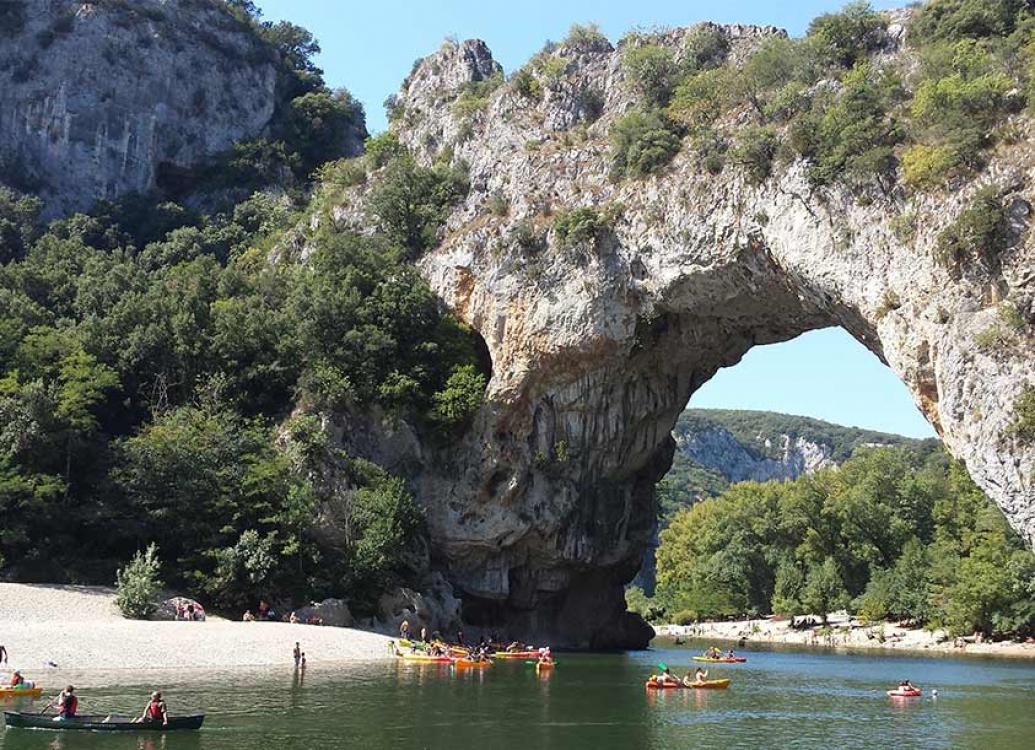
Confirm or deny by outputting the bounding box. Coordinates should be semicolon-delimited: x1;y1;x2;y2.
630;444;1035;641
0;1;486;617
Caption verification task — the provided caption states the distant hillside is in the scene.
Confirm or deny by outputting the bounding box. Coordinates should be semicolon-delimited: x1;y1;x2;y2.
678;408;930;463
658;409;938;520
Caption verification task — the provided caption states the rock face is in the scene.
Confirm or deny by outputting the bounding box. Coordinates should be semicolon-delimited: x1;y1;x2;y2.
0;0;278;216
670;409;930;485
677;426;836;484
326;23;1035;647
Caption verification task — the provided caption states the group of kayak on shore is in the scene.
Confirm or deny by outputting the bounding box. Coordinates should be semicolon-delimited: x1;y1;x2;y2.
396;620;554;667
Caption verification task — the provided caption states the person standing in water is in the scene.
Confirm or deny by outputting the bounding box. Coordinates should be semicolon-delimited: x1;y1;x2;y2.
293;642;301;668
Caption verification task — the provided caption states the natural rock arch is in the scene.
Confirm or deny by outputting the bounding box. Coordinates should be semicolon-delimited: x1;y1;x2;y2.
336;30;1035;647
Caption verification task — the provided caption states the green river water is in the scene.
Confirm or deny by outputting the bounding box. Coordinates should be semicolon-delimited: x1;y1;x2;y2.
2;640;1033;749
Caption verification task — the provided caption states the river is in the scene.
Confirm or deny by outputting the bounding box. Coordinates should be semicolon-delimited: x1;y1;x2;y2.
1;640;1033;749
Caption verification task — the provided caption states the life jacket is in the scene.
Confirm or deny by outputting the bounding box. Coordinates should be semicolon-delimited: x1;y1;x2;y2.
60;694;78;717
148;700;164;720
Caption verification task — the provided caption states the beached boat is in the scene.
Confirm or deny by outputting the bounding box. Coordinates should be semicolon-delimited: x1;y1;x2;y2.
0;687;42;699
3;711;204;731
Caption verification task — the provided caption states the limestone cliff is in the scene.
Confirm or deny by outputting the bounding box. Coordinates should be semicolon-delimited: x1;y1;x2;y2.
0;0;277;216
672;409;931;485
324;24;1035;647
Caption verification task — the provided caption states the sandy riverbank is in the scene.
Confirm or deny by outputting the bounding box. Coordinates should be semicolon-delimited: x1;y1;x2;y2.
654;612;1035;658
0;583;394;673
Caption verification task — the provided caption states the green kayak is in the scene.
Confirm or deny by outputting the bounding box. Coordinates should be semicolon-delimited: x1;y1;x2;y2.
3;711;204;731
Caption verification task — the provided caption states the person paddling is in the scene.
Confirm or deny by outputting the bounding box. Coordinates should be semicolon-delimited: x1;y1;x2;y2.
139;691;168;726
50;685;78;721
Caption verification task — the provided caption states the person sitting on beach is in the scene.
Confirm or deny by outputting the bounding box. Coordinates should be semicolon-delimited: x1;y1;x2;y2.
243;610;255;622
139;691;168;726
289;611;300;624
506;641;524;653
52;685;78;720
258;600;270;619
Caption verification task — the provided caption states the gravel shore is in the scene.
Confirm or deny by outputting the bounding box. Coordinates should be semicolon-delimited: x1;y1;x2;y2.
0;583;394;674
654;612;1035;658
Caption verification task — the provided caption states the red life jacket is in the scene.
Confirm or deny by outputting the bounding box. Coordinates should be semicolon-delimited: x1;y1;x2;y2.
148;700;164;720
60;694;78;717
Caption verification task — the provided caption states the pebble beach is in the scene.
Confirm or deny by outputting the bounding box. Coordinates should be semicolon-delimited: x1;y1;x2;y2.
0;583;394;675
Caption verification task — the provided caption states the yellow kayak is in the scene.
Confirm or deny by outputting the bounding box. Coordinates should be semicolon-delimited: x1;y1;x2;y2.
0;687;42;698
685;678;730;689
398;653;451;663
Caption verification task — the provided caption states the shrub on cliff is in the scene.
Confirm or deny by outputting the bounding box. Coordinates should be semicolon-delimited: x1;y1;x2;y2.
609;110;683;179
367;155;469;258
115;543;163;619
807;1;887;69
730;125;779;185
909;0;1030;43
622;42;680;108
1008;385;1035;441
553;205;621;249
934;185;1009;275
797;63;903;188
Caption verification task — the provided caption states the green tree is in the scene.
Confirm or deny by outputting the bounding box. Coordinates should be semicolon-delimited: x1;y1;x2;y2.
115;543;163;619
800;557;850;624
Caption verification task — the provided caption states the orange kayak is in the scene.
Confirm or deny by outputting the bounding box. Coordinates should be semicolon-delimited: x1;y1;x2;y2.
453;659;492;668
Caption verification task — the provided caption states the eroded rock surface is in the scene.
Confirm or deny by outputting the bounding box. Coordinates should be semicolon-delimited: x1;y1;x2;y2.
324;27;1035;647
0;0;277;216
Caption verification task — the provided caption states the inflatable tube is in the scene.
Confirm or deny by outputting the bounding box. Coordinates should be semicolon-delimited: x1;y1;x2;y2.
887;689;922;697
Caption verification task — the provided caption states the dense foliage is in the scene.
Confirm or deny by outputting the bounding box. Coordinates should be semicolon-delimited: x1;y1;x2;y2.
605;0;1035;192
0;6;486;612
650;446;1035;638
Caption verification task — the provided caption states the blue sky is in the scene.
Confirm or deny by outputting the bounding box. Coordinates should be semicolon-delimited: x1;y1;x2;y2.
254;0;934;439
